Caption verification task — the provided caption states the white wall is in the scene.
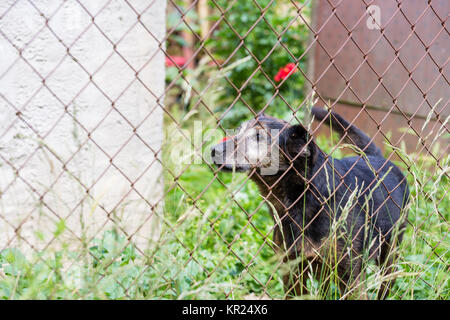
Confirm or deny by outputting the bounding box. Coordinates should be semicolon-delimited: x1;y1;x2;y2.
0;0;166;253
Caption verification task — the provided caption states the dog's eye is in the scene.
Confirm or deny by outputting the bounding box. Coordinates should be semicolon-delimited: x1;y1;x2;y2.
256;131;261;141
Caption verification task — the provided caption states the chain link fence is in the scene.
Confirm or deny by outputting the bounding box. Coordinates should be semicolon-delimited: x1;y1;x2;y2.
0;0;448;299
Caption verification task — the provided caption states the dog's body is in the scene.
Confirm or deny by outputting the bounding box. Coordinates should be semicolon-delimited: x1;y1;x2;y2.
211;107;409;299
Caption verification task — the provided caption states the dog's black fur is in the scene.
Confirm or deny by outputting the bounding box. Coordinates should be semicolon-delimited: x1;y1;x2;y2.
211;107;410;299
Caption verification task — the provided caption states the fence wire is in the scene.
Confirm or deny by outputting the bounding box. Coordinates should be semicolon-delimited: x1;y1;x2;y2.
0;0;448;299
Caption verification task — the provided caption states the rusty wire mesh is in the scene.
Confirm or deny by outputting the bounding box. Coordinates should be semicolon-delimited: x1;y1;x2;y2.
0;0;448;299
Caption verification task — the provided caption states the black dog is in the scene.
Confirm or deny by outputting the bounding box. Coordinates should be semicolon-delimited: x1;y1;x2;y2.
211;107;409;299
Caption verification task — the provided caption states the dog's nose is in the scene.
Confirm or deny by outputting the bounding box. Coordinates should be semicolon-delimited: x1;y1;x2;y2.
211;144;224;163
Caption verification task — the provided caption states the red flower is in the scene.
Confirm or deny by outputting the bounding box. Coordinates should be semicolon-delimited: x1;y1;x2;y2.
220;136;229;143
274;62;297;82
165;55;187;67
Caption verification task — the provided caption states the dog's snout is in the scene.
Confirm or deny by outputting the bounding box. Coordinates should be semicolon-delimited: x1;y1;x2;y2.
211;143;226;164
211;145;221;160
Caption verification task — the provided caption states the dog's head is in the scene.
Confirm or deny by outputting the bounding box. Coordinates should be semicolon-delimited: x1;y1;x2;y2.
210;114;317;175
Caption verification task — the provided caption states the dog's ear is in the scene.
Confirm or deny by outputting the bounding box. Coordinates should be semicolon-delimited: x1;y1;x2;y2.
257;111;267;117
281;124;317;163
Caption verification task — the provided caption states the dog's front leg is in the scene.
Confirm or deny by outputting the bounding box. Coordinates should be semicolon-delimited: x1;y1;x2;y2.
273;226;309;298
282;268;309;298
